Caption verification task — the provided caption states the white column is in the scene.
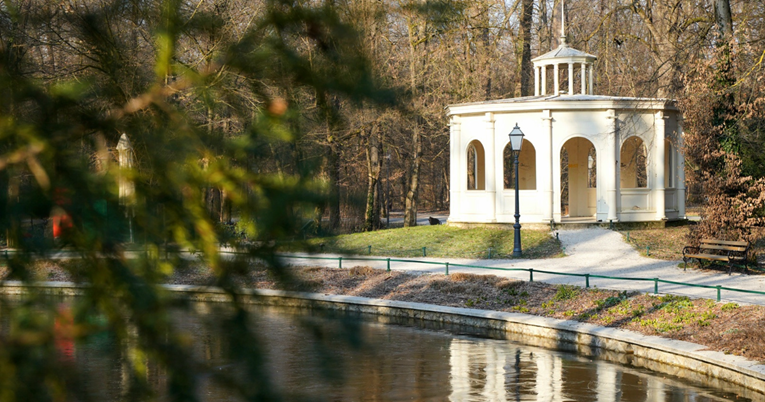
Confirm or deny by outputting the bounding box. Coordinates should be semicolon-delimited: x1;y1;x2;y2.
596;362;620;402
541;65;547;95
655;111;667;220
568;63;574;95
535;66;540;96
554;64;560;95
485;112;497;222
449;340;471;401
535;353;563;402
541;110;554;222
589;63;594;94
677;117;686;219
646;378;667;402
606;110;618;221
580;63;586;95
482;344;507;401
449;116;461;222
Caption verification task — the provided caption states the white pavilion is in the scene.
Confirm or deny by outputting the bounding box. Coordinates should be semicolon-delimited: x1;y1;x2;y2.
446;23;685;225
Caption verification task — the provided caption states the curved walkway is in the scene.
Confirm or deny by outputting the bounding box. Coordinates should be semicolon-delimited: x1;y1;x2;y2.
278;228;765;306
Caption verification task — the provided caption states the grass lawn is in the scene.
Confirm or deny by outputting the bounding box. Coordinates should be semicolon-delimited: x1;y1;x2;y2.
618;226;690;260
286;226;563;259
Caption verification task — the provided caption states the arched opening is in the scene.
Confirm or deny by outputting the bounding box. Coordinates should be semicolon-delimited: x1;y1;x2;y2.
620;136;647;188
665;138;674;188
503;139;537;190
466;140;485;190
561;138;596;218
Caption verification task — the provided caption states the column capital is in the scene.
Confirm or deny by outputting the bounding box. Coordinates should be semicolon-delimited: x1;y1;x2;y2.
541;109;553;120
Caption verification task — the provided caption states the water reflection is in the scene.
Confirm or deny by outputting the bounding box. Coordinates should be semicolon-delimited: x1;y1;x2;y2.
7;297;757;401
446;336;752;401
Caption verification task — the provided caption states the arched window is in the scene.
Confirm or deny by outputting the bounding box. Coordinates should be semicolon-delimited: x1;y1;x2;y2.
620;136;647;188
665;138;674;188
467;140;485;190
504;139;537;190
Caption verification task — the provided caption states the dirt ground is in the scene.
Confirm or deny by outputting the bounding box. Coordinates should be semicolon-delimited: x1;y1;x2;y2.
159;263;765;363
24;260;765;363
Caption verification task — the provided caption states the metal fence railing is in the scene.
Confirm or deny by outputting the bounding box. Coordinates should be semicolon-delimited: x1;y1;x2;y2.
273;254;765;303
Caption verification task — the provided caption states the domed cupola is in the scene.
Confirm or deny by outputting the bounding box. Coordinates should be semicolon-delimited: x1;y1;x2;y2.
531;1;597;97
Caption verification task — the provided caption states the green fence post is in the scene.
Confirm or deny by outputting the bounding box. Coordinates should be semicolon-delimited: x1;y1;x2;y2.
387;258;391;272
626;232;630;242
646;246;650;256
445;262;449;275
488;247;493;259
585;274;590;288
368;245;372;254
529;269;534;282
422;247;426;257
716;285;721;302
653;278;658;294
339;257;343;269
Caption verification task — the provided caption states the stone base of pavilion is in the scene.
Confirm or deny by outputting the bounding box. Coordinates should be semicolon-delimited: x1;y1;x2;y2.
446;218;689;231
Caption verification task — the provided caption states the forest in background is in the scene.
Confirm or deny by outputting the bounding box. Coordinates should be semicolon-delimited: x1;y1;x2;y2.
2;0;764;235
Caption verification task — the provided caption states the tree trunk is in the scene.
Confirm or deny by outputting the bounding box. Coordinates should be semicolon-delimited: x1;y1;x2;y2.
327;140;341;231
404;6;424;228
220;189;231;223
363;124;382;231
404;121;421;227
714;0;733;40
519;0;534;96
207;188;221;222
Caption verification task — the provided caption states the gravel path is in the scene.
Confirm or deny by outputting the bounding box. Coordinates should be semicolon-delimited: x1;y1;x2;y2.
278;228;765;306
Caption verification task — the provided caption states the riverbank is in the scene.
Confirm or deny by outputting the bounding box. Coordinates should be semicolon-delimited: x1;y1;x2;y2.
25;258;765;363
4;274;764;398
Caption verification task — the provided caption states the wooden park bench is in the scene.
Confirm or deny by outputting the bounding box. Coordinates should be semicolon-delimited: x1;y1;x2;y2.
682;239;751;275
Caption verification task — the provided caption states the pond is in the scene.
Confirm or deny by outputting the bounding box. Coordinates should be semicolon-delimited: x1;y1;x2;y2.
32;299;759;401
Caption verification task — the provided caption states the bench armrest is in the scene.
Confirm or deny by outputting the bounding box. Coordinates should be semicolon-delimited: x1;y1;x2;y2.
727;250;747;261
682;246;699;257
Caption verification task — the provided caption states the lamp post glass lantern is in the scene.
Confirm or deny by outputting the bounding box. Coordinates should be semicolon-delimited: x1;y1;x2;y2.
509;124;524;257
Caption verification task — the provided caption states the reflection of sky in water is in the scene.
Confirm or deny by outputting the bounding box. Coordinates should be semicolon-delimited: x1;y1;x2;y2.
22;299;757;401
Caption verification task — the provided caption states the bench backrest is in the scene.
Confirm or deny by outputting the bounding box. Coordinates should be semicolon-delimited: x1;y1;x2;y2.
700;239;749;253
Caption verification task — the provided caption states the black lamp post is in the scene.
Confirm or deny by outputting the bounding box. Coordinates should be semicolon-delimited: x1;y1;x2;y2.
509;123;525;258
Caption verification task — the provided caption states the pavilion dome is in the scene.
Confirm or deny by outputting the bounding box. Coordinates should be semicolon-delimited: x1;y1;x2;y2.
532;41;597;64
531;38;598;97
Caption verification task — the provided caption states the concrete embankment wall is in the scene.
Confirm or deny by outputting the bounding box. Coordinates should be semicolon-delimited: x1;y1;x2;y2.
2;281;764;397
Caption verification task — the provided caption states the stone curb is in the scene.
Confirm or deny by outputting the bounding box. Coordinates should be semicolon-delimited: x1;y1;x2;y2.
2;281;764;397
